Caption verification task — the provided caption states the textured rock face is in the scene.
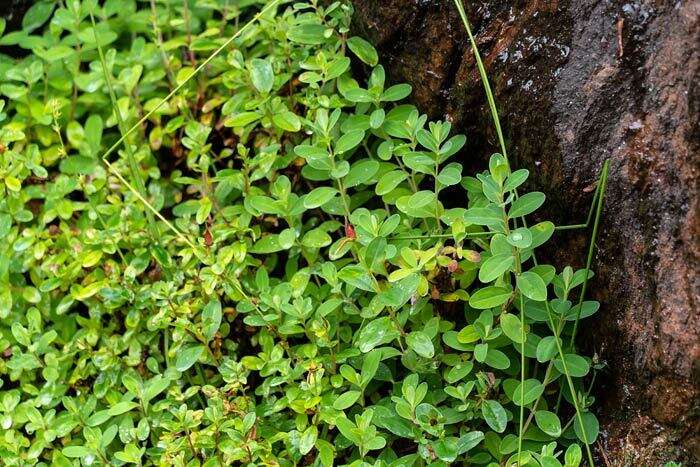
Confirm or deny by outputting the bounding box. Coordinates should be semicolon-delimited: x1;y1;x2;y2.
2;1;31;32
351;0;699;464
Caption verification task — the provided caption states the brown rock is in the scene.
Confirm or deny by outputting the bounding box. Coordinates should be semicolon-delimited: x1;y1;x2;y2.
351;0;699;464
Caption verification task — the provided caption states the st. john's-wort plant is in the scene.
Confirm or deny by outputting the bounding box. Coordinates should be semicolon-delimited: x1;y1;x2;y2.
0;0;608;465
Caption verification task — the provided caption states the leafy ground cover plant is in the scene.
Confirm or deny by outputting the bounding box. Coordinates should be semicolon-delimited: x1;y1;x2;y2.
0;0;607;465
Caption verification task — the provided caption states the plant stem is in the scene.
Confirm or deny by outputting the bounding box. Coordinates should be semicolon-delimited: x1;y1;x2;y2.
569;160;609;347
556;223;587;231
149;0;176;88
518;294;526;463
96;0;282;164
542;298;595;466
88;8;160;243
452;1;508;169
102;158;197;250
451;2;601;465
521;315;567;434
393;231;492;240
86;1;282;251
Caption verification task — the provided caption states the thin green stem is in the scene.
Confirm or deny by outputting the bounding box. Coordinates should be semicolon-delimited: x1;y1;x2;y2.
393;222;593;241
96;0;282;165
434;161;442;230
452;0;538;247
149;0;176;88
569;160;609;347
86;195;126;263
452;2;600;465
556;223;587;231
518;294;525;464
88;9;160;242
51;107;128;261
393;231;492;241
83;1;280;251
542;299;595;466
452;1;508;168
584;174;603;228
553;174;603;232
102;158;197;250
336;178;352;221
521;315;567;434
455;4;532;459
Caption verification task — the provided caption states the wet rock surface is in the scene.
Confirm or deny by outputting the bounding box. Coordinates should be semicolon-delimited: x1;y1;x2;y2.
2;1;31;33
352;0;699;464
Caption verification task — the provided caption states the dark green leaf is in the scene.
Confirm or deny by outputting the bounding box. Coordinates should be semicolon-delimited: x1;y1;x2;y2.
512;379;544;406
406;331;434;358
376;170;407;196
202;299;222;341
287;23;326;44
382;84;412;101
338;264;375;292
536;336;559;363
250;58;274;93
344;159;379;187
356;317;399;353
484;348;510;370
554;354;590;377
333;391;361;410
272;111;301;132
479;254;514;283
482;400;507;433
347;36;378;66
508;192;545;218
175;345;204;372
335;130;365;154
22;1;54;33
469;286;512;309
360;349;381;387
535;410;561;437
574;412;599;444
303;187;337;208
500;313;524;344
506;228;532;249
517;271;548;301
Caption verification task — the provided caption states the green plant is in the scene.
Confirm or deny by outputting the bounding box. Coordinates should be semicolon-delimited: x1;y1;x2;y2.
0;0;606;465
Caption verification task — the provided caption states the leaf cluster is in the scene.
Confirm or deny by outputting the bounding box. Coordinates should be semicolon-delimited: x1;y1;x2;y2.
0;1;601;466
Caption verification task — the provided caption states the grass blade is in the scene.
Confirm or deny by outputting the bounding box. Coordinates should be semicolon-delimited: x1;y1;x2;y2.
101;158;197;250
543;297;595;465
452;0;508;166
518;293;526;464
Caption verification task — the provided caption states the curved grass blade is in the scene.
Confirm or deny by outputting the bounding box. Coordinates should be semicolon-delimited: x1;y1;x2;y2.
102;158;197;251
452;0;508;167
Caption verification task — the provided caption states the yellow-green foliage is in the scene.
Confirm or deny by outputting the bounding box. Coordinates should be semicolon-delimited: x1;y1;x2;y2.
0;1;602;465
